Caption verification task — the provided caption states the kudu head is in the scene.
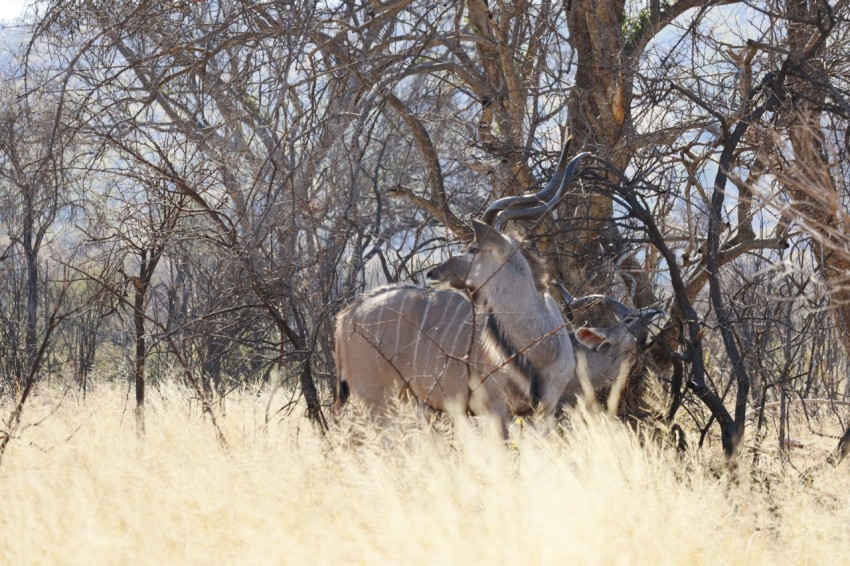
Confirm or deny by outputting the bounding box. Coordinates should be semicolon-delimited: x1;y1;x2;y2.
561;289;668;354
427;150;590;294
426;219;536;294
574;308;668;353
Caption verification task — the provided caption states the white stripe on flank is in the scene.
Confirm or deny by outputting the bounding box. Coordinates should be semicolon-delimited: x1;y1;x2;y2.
424;295;446;373
446;298;467;360
412;296;432;369
395;290;411;364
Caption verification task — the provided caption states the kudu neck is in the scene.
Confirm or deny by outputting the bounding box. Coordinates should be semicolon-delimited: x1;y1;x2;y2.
471;266;546;316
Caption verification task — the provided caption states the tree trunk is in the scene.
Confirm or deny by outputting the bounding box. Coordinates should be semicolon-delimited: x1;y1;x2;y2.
22;201;38;382
132;275;147;437
556;0;627;296
553;0;665;309
127;251;158;438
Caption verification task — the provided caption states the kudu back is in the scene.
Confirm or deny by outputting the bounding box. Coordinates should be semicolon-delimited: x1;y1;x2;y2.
334;150;589;436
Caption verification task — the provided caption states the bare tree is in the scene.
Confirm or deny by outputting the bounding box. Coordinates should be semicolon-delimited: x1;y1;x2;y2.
0;74;69;386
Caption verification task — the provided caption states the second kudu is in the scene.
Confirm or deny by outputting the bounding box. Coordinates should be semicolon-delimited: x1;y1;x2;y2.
333;150;665;436
557;289;667;410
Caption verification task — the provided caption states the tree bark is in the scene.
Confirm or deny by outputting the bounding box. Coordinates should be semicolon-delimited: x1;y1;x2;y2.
22;201;38;379
557;0;626;296
125;250;159;438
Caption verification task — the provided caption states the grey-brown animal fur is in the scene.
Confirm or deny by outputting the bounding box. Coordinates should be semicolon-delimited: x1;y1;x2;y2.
333;257;666;434
334;219;576;437
333;151;589;436
559;295;667;409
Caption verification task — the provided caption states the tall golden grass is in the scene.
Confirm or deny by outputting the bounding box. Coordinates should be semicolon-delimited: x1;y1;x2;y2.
2;383;849;565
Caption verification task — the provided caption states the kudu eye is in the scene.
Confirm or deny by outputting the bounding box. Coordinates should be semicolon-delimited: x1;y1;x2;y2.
468;245;479;254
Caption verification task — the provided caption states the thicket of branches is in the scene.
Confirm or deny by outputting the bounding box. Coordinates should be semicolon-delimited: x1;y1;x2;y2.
1;0;849;463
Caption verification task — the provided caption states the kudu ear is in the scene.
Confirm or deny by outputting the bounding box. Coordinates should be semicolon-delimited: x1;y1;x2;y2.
471;218;509;249
575;327;610;351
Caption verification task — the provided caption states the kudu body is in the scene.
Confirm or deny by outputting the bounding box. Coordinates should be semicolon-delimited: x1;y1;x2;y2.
335;222;574;436
333;150;665;435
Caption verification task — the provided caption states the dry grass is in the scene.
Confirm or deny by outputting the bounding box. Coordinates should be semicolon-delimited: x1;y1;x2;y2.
2;383;849;565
